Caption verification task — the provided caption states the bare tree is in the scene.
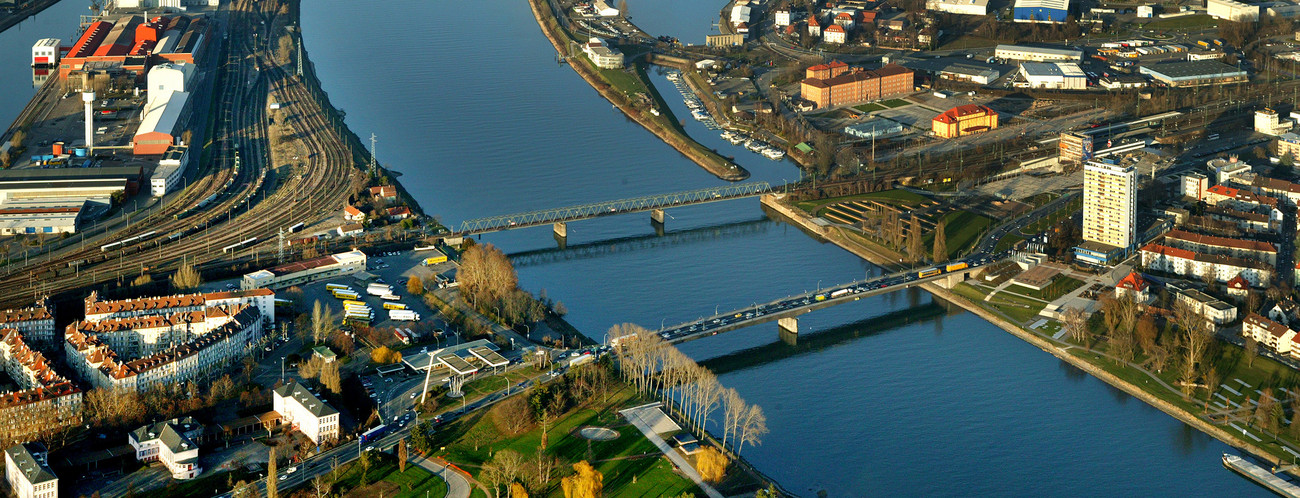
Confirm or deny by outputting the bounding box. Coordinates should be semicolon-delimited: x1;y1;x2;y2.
1173;302;1214;395
932;218;947;261
312;476;332;498
721;388;745;451
311;300;335;345
737;404;769;456
1061;307;1089;343
1245;337;1259;368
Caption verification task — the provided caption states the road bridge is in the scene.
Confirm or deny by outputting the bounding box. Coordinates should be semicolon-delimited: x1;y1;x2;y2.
454;182;772;237
636;255;1004;346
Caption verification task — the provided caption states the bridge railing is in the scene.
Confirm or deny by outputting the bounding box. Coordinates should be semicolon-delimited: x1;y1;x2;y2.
455;181;771;234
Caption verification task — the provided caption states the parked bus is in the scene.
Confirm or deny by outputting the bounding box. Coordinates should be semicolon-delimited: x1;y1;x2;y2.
343;300;366;307
333;290;360;299
326;284;350;292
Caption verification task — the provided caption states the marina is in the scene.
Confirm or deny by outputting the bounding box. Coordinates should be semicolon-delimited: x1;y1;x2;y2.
666;70;784;161
1222;454;1300;497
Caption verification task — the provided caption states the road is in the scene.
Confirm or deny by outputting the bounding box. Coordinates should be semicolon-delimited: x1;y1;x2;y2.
973;191;1081;255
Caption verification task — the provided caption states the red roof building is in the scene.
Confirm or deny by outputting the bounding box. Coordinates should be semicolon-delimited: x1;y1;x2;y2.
800;64;913;108
343;205;364;222
932;105;999;138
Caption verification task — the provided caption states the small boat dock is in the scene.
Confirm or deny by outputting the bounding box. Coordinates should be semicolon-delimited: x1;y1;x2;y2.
1223;453;1300;497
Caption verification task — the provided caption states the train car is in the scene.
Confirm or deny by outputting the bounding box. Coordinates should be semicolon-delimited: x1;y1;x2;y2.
274;298;293;308
221;237;257;254
100;241;123;252
287;222;305;233
917;268;942;278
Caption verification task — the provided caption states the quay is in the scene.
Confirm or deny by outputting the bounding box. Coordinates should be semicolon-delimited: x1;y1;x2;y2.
1222;454;1300;497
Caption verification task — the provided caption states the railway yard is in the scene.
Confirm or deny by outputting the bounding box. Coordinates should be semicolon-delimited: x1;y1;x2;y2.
0;0;368;308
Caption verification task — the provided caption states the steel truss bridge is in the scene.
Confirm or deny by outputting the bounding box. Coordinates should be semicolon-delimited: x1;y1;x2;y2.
454;181;772;236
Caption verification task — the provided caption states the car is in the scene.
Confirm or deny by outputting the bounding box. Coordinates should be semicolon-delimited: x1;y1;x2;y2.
410;392;418;399
386;378;393;383
279;474;288;481
287;466;298;474
366;446;376;452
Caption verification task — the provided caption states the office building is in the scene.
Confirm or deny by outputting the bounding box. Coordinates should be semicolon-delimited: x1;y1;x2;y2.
273;380;340;444
994;44;1082;62
1076;160;1136;265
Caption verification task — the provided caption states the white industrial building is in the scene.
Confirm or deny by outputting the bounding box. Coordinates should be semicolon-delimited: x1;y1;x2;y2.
1019;62;1086;89
146;63;194;108
731;3;752;24
1207;0;1259;21
1255;108;1293;136
129;418;203;480
591;0;620;16
926;0;989;15
30;39;59;67
581;37;624;69
151;145;190;196
0;198;88;235
274;380;340;444
1137;5;1154;17
4;443;55;498
940;63;1000;84
994;44;1083;62
242;249;367;290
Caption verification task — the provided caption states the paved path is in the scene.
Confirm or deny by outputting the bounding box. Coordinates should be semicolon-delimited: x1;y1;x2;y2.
619;404;724;498
411;456;471;498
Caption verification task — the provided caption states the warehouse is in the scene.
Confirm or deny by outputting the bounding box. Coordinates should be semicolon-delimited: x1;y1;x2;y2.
940;63;1000;84
1206;0;1259;21
134;90;192;155
926;0;988;15
1013;0;1070;22
0;198;89;235
1018;62;1086;89
0;167;141;204
844;119;904;139
241;250;368;290
994;44;1082;62
1139;60;1248;87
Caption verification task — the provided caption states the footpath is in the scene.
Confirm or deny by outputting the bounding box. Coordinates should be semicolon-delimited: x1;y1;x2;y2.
619;404;725;498
410;456;473;498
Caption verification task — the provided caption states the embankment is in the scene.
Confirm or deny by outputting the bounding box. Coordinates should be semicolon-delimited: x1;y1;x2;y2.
761;193;1285;469
526;0;749;182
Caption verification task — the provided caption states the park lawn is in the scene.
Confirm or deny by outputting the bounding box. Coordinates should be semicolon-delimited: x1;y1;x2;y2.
951;282;990;301
330;452;448;498
924;210;994;260
995;233;1025;253
881;99;910;108
853;103;886;113
1143;14;1217;30
1003;276;1084;301
427;367;545;418
598;65;648;96
795;189;928;215
432;385;701;498
141;469;256;498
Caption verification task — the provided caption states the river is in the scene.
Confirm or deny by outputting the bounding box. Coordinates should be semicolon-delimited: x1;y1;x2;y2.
281;0;1275;495
0;0;95;129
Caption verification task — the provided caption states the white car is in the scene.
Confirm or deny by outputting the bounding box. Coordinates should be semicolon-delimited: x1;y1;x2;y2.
287;466;298;474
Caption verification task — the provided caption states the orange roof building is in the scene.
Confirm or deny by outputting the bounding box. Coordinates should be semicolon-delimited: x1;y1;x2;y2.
932;105;999;138
800;64;913;108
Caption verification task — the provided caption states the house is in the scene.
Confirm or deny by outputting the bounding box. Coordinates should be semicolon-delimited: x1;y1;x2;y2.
824;24;847;44
129;417;203;480
808;16;822;37
368;185;396;201
4;443;55;498
343;205;364;222
337;224;365;237
834;12;855;28
1269;301;1300;327
1226;274;1251;301
313;345;336;363
1114;271;1150;302
1244;313;1295;355
1171;285;1238;327
386;206;412;220
274;380;340;444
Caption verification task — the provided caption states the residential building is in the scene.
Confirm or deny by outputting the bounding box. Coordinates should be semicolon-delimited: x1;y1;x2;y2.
1114;271;1151;302
1204;185;1282;221
926;0;989;15
931;104;999;138
1181;173;1208;200
824;24;847;43
0;299;54;347
800;64;913;108
241;250;367;290
1013;0;1070;22
1170;285;1238;327
1139;60;1248;87
274;380;340;444
775;9;791;26
1161;229;1277;266
1140;243;1273;287
387;206;412;220
1207;0;1260;21
833;12;855;28
1279;132;1300;160
1227;274;1251;301
84;289;275;324
1270;301;1300;327
1019;62;1086;89
808;16;822;37
129;417;202;479
1256;108;1293;136
337;223;365;237
343;205;364;222
1059;132;1094;163
994;44;1082;62
1244;314;1295;356
4;443;55;498
1077;160;1136;265
368;185;396;201
1204;205;1278;233
0;327;81;445
582;37;624;69
1251;176;1300;206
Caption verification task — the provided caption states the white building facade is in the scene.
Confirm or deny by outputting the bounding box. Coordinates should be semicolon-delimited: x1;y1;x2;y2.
274;381;340;444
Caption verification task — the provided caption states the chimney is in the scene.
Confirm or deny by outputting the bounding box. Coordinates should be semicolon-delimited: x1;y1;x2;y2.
83;92;95;151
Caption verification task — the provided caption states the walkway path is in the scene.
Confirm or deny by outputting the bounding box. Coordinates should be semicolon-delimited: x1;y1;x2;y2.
411;456;472;498
619;404;725;498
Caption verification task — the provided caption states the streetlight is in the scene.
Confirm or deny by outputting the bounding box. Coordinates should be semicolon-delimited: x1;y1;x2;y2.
817;279;822;292
280;356;286;382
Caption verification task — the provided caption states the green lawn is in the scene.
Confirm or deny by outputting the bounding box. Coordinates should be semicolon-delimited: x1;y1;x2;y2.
994;233;1025;253
141;469;256;498
853;103;886;113
1002;276;1085;301
881;99;910;108
430;385;701;497
1021;197;1082;235
795;189;928;215
599;66;648;96
925;210;994;260
329;452;448;497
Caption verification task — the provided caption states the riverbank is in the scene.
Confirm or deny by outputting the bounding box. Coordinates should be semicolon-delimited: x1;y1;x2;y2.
525;0;749;182
0;0;61;36
761;192;1290;474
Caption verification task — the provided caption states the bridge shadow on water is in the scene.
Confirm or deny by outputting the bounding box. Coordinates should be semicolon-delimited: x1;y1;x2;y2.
698;299;964;376
506;216;773;267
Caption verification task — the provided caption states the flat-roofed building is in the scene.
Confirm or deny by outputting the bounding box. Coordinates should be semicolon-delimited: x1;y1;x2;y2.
129;417;202;480
582;37;623;69
1077;160;1136;265
926;0;988;15
1099;73;1148;89
1139;60;1248;87
1013;0;1070;22
0;167;141;204
150;145;190;197
1255;108;1292;136
4;442;55;498
241;250;367;290
273;380;340;444
1019;62;1086;89
995;44;1082;62
1207;0;1259;21
939;63;999;84
1170;284;1238;327
0;198;88;236
1278;132;1300;160
1059;132;1094;162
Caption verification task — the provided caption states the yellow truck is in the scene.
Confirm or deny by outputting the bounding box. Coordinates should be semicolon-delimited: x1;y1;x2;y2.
424;254;448;265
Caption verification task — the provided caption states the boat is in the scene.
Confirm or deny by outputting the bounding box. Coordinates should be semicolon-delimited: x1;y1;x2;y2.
692;110;709;121
763;148;786;160
1222;453;1300;497
745;141;764;152
721;131;734;140
727;134;745;144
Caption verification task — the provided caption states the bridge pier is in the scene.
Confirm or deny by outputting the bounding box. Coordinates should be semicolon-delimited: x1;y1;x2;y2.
553;222;567;239
651;208;665;224
778;317;798;346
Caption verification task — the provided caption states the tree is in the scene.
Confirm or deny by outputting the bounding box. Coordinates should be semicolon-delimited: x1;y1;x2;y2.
737;404;769;456
398;439;408;473
371;346;402;364
320;361;342;394
492;395;534;435
459;243;519;312
1136;314;1159;355
695;447;728;483
311;301;335;345
1173;302;1214;395
407;276;424;295
488;450;524;498
171;262;202;290
312;476;332;498
560;461;603;498
1245;337;1259;368
1061;307;1089;343
617;0;628;16
932;218;948;260
527;447;559;491
266;449;278;498
511;483;530;498
359;450;372;486
907;216;924;262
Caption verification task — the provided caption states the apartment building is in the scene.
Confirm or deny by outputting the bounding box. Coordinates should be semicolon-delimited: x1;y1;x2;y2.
1169;284;1238;327
0;300;54;348
1244;314;1297;356
1140;243;1273;287
0;328;81;445
129;417;202;479
273;380;340;444
83;289;274;324
800;64;913;108
1076;160;1136;265
1161;229;1277;267
4;443;55;498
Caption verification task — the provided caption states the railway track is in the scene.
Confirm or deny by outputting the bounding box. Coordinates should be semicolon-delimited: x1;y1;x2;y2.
0;0;361;306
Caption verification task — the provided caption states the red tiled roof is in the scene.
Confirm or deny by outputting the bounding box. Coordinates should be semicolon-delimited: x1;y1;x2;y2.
1246;313;1291;339
934;105;995;124
1116;272;1148;292
807;16;820;26
344;205;362;216
1164;229;1276;254
836;12;852;19
1228;274;1250;289
825;24;845;33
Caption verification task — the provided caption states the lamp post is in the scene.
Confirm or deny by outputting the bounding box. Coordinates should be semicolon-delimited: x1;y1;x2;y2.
280;356;286;382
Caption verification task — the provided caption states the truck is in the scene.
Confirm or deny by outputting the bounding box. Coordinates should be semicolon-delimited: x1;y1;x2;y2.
380;294;400;301
360;425;390;444
366;283;393;296
944;262;969;272
326;284;351;292
830;289;852;299
424;254;448;266
389;309;421;321
333;290;360;300
383;302;408;310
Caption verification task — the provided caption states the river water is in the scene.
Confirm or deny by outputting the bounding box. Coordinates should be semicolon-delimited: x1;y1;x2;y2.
2;0;1223;494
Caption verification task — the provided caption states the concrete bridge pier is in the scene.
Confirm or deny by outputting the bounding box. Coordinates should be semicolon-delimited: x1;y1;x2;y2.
778;317;798;345
553;222;567;239
651;208;666;224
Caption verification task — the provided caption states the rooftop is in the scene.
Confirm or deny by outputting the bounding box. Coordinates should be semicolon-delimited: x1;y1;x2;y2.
274;380;338;417
1139;60;1248;79
5;443;54;484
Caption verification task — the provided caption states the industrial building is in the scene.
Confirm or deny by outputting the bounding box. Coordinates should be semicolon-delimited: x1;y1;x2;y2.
931;105;999;138
1076;159;1136;265
241;249;368;290
1013;0;1070;22
30;38;59;67
994;44;1082;62
1139;60;1248;87
1018;62;1086;89
0;167;141;204
581;38;623;69
1099;74;1147;89
844;119;904;139
136;62;199;156
150;145;190;196
1207;0;1259;21
939;63;999;84
800;64;914;108
58;14;209;82
926;0;988;15
0;198;89;235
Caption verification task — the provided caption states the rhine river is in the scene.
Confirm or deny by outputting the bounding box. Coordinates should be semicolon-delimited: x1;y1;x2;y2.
0;0;1265;494
222;0;1270;494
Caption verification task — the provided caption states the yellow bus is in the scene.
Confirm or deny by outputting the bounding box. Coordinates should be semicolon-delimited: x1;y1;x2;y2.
333;290;360;299
383;303;408;310
326;284;350;291
917;268;942;278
